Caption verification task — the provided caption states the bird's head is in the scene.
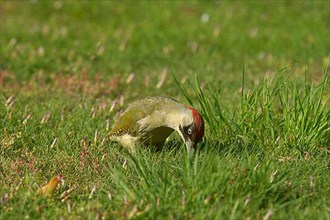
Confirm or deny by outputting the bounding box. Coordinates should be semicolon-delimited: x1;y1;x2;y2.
179;106;205;154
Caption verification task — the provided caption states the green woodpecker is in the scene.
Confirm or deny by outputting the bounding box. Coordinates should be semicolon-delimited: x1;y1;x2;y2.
109;97;204;153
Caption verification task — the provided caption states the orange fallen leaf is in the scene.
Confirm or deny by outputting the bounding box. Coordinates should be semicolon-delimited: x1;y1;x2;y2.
38;174;64;196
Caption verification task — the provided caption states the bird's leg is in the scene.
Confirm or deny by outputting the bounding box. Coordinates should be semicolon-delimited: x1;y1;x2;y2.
154;141;165;151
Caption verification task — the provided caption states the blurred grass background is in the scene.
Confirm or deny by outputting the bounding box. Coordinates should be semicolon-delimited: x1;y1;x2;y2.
1;1;329;219
1;1;329;86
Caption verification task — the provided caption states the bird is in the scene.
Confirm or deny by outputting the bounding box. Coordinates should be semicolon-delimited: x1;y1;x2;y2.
38;174;64;196
109;96;204;154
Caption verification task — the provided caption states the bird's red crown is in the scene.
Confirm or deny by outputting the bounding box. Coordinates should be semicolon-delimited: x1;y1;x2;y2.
187;106;205;143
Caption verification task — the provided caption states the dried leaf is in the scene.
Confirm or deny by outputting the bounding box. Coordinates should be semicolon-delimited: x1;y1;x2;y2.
38;174;64;196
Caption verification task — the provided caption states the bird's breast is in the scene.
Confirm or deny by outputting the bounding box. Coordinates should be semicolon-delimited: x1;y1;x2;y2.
141;126;174;145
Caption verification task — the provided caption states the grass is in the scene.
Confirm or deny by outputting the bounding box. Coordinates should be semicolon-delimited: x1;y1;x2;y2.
1;1;330;219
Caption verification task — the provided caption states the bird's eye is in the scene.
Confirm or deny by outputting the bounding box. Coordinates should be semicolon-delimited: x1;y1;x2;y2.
187;128;192;135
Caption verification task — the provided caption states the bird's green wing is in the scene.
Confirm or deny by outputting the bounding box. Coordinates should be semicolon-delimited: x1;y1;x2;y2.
109;97;180;137
110;107;147;137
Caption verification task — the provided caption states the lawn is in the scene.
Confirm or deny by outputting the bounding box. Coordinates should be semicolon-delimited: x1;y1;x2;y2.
1;1;329;219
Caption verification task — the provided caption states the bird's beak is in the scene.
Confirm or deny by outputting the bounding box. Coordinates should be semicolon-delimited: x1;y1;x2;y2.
185;139;196;156
178;125;196;156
